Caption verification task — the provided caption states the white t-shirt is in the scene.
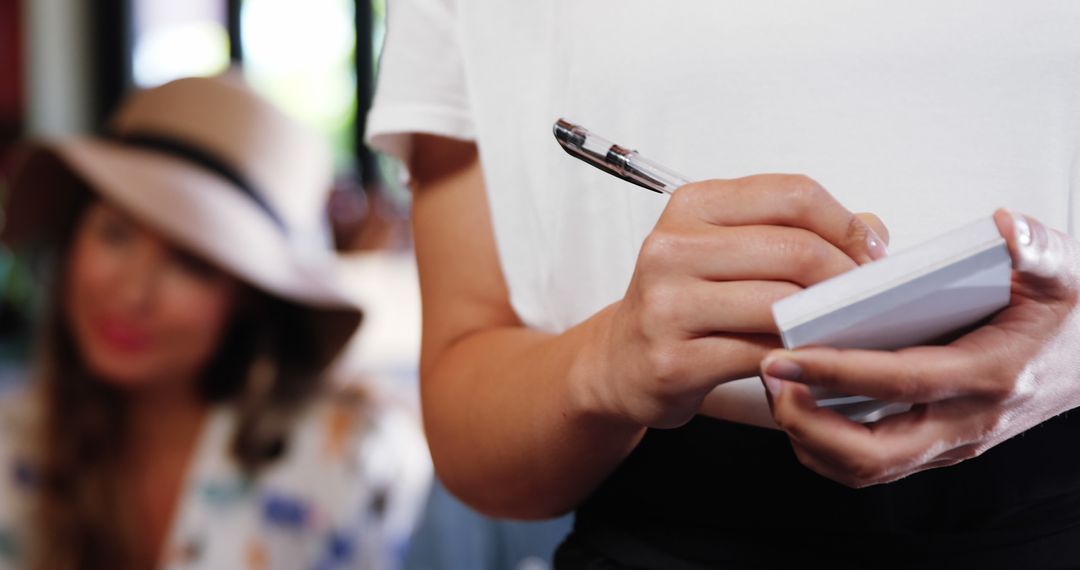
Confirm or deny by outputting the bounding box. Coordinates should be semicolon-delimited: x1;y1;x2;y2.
368;1;1080;342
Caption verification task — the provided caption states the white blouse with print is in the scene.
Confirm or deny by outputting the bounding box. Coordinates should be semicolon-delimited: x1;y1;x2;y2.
0;389;431;570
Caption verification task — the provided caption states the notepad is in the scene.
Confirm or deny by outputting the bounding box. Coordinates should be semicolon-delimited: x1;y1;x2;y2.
771;216;1012;422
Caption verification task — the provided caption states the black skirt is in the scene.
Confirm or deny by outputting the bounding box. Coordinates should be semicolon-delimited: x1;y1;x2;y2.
556;413;1080;569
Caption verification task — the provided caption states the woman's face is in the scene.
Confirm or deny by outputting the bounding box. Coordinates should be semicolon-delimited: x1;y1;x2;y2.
65;201;240;389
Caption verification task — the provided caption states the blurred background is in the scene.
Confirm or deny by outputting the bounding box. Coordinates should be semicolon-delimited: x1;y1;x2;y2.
0;0;571;568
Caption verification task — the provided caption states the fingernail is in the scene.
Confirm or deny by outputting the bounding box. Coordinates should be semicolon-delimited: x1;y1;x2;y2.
1012;212;1032;247
763;375;784;398
866;232;889;261
764;357;803;381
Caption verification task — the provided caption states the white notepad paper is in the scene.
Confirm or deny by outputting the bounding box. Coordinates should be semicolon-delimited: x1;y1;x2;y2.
771;216;1012;422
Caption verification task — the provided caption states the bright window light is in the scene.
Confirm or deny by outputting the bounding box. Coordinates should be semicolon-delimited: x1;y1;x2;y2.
241;0;357;170
132;0;230;88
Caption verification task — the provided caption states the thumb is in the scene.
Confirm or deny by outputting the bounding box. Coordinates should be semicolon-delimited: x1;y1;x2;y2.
994;209;1071;288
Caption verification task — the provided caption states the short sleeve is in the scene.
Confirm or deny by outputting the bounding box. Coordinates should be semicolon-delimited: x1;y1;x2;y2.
365;0;474;165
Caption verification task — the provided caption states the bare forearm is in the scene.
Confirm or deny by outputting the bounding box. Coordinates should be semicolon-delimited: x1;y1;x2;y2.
409;138;871;516
423;303;645;519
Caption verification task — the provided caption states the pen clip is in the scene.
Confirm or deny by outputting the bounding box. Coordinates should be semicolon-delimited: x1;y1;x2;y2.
553;119;665;194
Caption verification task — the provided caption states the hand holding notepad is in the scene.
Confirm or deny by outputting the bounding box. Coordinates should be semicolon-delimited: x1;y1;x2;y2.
552;120;1013;424
771;216;1013;422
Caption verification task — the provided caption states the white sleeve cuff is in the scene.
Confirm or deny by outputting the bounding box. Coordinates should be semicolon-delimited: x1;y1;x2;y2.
365;103;475;167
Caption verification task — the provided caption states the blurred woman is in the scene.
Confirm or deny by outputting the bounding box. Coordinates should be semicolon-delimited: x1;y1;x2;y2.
0;74;425;570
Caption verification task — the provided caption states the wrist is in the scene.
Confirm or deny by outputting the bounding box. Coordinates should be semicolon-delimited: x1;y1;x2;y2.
565;302;644;431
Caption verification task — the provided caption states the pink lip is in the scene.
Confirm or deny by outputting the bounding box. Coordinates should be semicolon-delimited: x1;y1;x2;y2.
92;317;154;353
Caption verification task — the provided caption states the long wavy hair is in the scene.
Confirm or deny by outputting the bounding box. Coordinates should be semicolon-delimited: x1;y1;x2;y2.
28;190;328;569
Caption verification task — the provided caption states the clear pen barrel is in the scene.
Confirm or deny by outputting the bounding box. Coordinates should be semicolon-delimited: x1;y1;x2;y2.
625;153;690;194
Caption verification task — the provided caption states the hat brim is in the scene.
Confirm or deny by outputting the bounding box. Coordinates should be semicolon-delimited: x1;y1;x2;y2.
3;139;362;366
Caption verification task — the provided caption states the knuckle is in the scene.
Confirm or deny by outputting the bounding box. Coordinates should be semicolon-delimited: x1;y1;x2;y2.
669;182;703;211
969;443;992;460
780;174;827;211
640;232;683;267
645;345;686;392
784;174;826;198
932;458;963;470
639;284;681;325
888;365;924;401
770;404;795;433
781;234;829;277
973;411;1008;440
979;368;1026;402
791;445;828;476
1008;370;1038;402
780;417;806;441
791;445;814;468
841;446;887;483
848;458;884;484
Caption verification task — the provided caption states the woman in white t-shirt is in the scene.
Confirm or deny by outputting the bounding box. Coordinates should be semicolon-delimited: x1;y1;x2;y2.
369;1;1080;567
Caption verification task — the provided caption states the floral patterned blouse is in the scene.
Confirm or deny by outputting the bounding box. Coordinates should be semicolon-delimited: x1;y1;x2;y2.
0;388;431;570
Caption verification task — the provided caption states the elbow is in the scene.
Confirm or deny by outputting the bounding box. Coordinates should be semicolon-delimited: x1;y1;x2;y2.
429;446;578;521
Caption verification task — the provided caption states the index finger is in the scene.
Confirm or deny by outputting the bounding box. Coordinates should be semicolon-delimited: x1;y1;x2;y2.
675;174;888;265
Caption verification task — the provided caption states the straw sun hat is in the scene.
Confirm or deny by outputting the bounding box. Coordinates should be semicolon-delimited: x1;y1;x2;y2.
1;73;362;365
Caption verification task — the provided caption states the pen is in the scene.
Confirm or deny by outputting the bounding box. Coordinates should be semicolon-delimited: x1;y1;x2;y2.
553;118;691;194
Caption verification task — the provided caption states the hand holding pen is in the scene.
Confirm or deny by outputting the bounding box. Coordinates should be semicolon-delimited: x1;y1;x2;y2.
552;120;1080;490
551;119;889;429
